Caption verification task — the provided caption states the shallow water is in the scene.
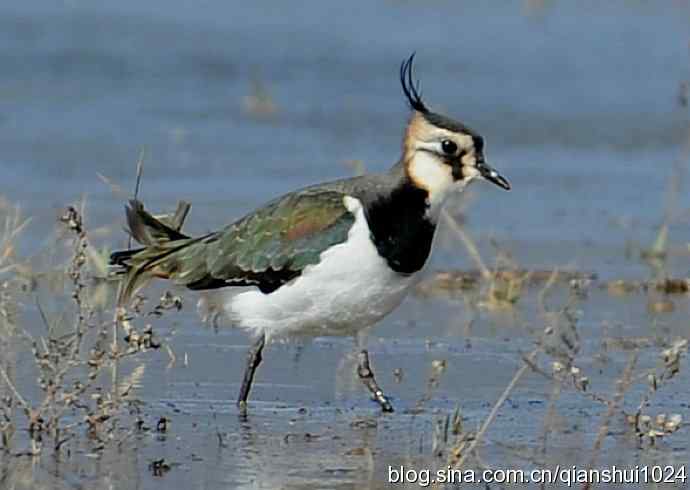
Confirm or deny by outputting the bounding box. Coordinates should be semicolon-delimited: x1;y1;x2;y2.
2;1;690;489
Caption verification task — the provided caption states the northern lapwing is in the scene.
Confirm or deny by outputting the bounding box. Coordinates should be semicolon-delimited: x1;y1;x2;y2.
110;54;510;413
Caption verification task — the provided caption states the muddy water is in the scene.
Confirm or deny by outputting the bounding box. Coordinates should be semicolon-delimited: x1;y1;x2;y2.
2;1;690;489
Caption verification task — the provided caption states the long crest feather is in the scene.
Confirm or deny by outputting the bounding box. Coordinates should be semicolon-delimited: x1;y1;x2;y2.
400;53;428;113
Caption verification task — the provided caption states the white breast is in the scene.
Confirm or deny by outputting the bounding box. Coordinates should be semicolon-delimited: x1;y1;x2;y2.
225;196;421;340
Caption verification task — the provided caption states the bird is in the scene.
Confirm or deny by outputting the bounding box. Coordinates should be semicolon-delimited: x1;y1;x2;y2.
109;54;510;413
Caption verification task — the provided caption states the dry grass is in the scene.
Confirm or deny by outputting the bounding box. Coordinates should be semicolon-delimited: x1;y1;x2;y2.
420;221;689;484
423;283;689;487
0;200;178;462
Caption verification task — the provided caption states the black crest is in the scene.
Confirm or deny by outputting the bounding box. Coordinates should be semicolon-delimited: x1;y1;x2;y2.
400;53;428;113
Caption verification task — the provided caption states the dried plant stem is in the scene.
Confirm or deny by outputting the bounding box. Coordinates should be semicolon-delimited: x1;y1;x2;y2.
0;198;174;460
0;364;29;411
112;306;122;355
537;269;560;314
538;378;563;490
441;210;491;280
581;351;638;490
453;349;538;469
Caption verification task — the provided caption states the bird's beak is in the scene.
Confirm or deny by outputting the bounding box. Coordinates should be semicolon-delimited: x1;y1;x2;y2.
477;161;510;190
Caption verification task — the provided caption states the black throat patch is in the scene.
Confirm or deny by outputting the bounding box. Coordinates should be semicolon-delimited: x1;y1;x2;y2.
362;183;436;275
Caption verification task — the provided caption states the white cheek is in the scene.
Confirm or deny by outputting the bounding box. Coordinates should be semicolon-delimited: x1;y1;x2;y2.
408;152;454;197
408;152;455;220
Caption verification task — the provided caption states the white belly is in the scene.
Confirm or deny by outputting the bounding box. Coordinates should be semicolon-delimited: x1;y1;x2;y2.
225;196;421;339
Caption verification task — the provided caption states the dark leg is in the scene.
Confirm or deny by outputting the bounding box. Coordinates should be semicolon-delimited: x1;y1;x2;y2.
237;333;266;411
357;350;394;413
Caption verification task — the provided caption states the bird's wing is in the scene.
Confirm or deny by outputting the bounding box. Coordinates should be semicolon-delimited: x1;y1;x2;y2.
187;188;356;293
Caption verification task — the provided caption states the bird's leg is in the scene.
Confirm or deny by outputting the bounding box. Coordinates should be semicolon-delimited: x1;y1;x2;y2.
237;333;266;412
357;349;394;413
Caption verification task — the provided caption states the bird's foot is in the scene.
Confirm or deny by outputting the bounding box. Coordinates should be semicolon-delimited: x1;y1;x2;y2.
237;399;249;419
236;334;266;414
357;349;394;413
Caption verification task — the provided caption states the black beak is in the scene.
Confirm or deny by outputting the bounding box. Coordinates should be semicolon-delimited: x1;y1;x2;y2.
477;161;510;190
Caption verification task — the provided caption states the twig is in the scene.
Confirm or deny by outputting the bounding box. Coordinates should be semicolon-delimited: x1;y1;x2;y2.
164;343;176;368
453;349;538;469
441;210;491;280
581;351;638;490
537;269;560;314
413;359;448;412
0;364;29;411
538;378;563;490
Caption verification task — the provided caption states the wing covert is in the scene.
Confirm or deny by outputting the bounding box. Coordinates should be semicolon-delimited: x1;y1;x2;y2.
203;190;355;292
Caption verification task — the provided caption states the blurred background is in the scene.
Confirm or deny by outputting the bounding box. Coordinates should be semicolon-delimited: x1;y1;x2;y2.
3;1;690;273
2;1;690;489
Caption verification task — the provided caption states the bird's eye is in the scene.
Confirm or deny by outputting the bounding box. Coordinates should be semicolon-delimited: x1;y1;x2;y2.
441;140;457;155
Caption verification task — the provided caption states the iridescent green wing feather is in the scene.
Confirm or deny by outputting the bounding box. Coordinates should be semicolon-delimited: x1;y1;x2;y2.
202;189;356;291
110;190;357;304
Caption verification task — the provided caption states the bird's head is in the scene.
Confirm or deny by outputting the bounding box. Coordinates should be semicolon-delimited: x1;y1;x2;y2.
399;54;510;214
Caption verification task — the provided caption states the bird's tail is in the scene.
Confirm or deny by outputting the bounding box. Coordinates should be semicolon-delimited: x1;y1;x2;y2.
109;199;196;306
